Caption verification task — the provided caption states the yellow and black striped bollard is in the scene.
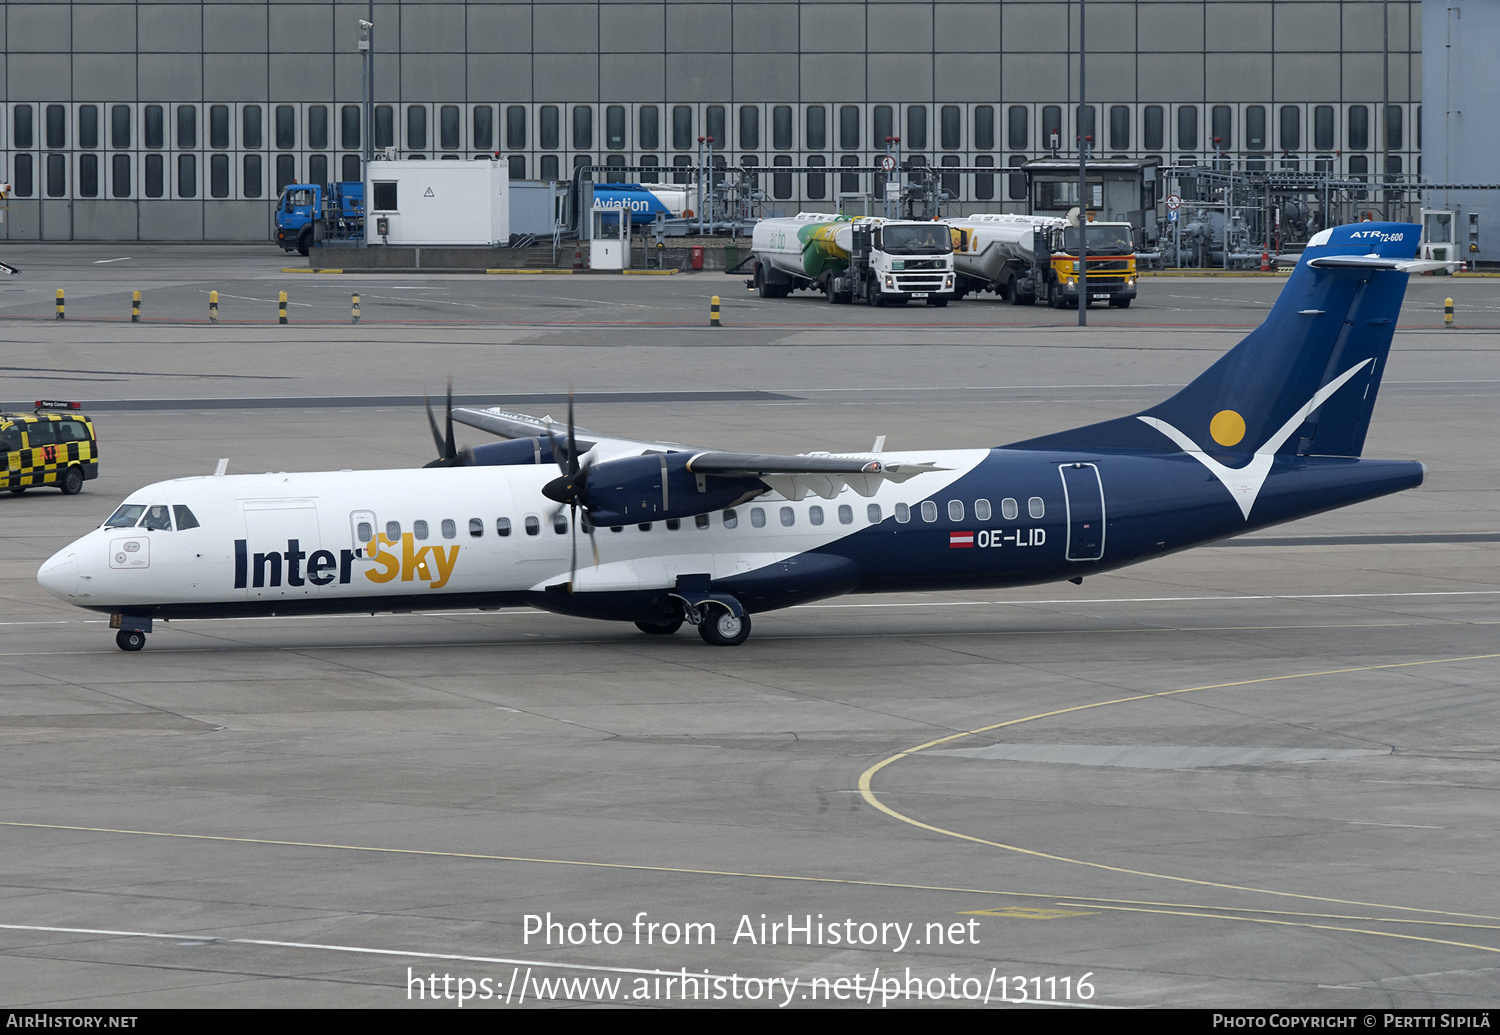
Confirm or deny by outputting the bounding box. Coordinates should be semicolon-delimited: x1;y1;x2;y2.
131;290;141;323
278;290;288;325
209;290;219;324
710;295;721;327
1444;297;1454;329
55;288;65;320
351;293;360;324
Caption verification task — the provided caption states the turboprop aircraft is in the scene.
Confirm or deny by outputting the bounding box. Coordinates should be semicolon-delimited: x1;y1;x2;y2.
39;223;1442;652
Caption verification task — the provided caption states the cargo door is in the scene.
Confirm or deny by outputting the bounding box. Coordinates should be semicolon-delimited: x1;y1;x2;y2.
241;500;321;599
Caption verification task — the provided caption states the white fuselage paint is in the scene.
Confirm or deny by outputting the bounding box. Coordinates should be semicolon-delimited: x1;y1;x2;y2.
40;450;989;612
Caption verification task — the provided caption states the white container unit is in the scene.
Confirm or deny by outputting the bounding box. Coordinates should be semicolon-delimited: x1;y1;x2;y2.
366;160;509;246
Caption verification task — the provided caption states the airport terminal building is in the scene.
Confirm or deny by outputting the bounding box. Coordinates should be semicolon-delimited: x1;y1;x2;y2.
1;0;1422;242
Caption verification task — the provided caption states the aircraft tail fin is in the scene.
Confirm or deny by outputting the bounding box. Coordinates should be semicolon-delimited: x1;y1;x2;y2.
1008;222;1423;460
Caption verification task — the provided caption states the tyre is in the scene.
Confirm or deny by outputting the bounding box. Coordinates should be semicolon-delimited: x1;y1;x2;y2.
698;609;751;646
635;618;684;635
9;486;24;494
1047;283;1062;309
115;629;146;652
927;296;949;308
825;278;839;304
297;227;312;257
1111;297;1132;309
60;465;83;495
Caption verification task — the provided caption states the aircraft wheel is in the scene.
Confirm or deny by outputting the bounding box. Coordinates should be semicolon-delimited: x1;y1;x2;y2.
115;629;146;652
698;609;750;647
635;618;684;635
60;465;84;495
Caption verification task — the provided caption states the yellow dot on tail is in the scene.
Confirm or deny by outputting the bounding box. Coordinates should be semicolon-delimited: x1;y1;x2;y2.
1210;409;1246;447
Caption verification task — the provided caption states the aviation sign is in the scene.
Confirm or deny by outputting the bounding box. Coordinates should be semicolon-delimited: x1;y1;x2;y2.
1165;194;1182;211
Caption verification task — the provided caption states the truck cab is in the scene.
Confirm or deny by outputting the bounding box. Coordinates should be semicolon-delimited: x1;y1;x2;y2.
274;182;366;256
826;220;956;307
1039;220;1139;309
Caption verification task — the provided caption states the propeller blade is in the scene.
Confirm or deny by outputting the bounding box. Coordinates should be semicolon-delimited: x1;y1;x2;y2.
566;390;579;478
444;380;456;462
424;393;446;459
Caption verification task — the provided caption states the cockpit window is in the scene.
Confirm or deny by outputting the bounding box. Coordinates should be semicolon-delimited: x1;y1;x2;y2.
140;505;173;531
173;505;200;530
104;504;146;528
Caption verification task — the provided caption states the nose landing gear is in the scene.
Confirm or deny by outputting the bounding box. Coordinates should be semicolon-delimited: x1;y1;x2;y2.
110;614;151;652
115;629;146;652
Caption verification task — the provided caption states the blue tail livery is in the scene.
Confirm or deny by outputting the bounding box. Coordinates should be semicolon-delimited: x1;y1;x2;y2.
40;223;1438;650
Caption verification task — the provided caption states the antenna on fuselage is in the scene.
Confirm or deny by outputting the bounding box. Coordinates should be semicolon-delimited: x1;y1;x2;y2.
213;459;228;477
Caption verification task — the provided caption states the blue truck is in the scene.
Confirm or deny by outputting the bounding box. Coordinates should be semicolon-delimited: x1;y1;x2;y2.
274;182;365;255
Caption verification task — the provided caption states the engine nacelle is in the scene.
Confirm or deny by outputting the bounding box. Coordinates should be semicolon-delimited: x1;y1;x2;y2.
583;453;763;526
469;437;558;467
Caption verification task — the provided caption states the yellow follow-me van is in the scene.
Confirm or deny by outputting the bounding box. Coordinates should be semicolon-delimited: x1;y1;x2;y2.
2;401;99;495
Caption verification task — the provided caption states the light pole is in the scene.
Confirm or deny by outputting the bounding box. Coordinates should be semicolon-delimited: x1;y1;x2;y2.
359;11;373;247
1077;0;1087;327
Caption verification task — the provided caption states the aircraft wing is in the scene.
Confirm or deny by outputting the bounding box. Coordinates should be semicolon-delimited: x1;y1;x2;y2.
452;406;599;450
685;452;947;500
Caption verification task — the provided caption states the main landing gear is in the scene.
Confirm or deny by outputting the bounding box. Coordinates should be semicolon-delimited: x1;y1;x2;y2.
637;593;752;646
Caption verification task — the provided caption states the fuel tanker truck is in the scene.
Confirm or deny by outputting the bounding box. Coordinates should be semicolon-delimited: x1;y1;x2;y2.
949;211;1139;308
748;213;956;306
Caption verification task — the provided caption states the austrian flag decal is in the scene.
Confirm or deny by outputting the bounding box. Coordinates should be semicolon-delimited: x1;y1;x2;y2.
949;531;975;548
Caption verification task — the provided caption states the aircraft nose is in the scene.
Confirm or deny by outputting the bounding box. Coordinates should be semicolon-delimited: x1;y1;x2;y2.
37;547;79;602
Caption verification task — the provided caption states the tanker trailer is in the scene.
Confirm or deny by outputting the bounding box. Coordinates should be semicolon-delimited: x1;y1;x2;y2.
749;213;956;307
947;214;1066;304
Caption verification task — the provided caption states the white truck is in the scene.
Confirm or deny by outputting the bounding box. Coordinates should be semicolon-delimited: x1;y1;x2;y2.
748;213;956;307
947;213;1064;305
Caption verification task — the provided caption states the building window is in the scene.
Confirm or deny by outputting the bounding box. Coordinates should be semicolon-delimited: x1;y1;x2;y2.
1007;105;1028;150
1109;105;1130;150
407;106;427;150
606;105;627;150
1245;105;1266;150
209;153;229;197
1212;105;1232;150
176;106;196;149
672;106;692;149
45;153;67;197
309;153;328;187
342;154;360;182
375;105;394;149
438;105;460;150
1177;106;1197;150
13;104;34;149
276;105;297;149
1076;104;1096;148
79;106;99;150
111;105;131;149
144;153;164;197
275;154;296;192
1042;106;1063;150
874;105;894;145
941;105;962;150
46;104;67;149
806;106;827;150
1386;106;1403;149
739;105;759;150
805;155;826;200
341;105;361;150
772;106;793;150
506;106;526;150
1279;106;1300;151
78;154;99;197
540;106;560;150
111;154;131;197
638;105;659;150
177;154;196;197
906;105;927;149
839;105;859;149
209;105;230;150
144;105;165;150
974;155;995;200
1142;105;1164;151
309;105;330;150
1314;105;1335;151
243;105;263;149
973;105;995;151
243;154;262;198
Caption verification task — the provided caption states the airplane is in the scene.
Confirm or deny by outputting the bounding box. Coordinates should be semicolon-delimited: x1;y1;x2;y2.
38;222;1445;652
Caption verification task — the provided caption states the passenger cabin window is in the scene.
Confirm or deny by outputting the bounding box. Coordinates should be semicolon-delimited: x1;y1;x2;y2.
975;500;992;521
921;501;938;523
695;513;711;529
469;518;484;538
1028;497;1045;519
1002;498;1019;520
524;516;540;536
386;521;401;539
809;506;824;526
838;505;853;524
552;513;568;534
723;509;738;528
357;520;374;541
894;503;910;523
948;500;964;522
665;518;680;530
867;504;882;523
780;507;795;527
442;519;456;539
173;505;200;530
751;508;766;528
414;520;429;540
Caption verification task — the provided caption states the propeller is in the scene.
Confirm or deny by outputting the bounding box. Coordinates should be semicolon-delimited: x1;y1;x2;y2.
540;391;600;591
422;380;468;468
